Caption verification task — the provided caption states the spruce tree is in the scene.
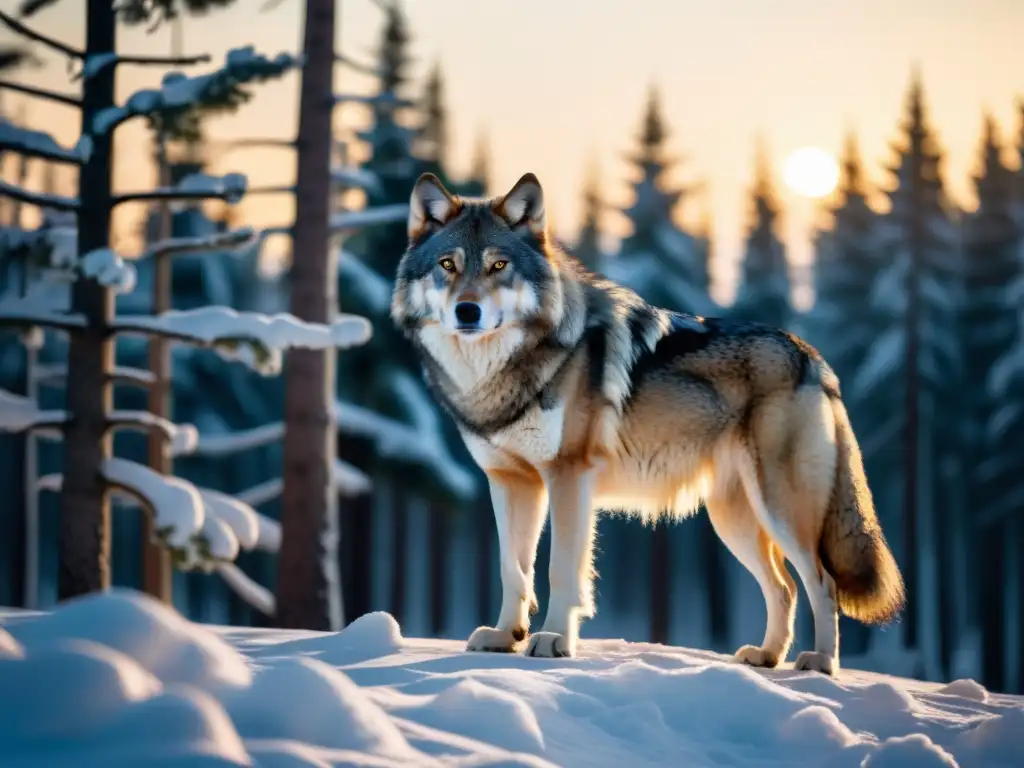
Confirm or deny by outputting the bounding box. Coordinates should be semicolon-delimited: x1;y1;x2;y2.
856;72;961;679
415;62;446;180
606;87;712;315
732;141;790;329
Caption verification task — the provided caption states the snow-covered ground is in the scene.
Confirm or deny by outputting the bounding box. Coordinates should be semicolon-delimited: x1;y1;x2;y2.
0;591;1020;767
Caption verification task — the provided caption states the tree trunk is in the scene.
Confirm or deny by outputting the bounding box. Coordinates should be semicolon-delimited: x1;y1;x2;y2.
58;0;117;600
649;524;670;644
276;0;342;630
142;134;173;603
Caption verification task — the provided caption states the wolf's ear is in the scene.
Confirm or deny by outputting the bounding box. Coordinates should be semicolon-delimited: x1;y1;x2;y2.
495;173;546;236
408;173;458;242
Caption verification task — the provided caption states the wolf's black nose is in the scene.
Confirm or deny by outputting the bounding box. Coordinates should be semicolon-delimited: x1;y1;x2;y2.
455;302;482;326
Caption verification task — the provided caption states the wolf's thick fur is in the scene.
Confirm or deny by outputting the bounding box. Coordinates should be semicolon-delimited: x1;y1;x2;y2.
391;172;905;675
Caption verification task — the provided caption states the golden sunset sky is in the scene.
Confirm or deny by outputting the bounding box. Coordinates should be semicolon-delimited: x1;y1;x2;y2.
3;0;1023;305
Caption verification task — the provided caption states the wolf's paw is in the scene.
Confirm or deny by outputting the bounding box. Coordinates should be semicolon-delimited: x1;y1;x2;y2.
524;631;575;658
466;626;523;653
794;651;837;676
733;644;781;668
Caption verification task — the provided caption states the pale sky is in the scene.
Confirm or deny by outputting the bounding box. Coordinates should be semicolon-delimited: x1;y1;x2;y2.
3;0;1023;305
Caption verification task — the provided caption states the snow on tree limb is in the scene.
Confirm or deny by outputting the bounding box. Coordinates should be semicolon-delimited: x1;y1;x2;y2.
80;249;137;294
0;287;83;334
91;47;301;135
236;478;283;508
112;308;372;376
194;422;283;456
331;166;381;195
333;458;372;496
0;123;92;164
104;411;198;457
32;364;156;389
0;9;83;60
215;563;275;616
0;389;65;433
0;179;78;212
142;227;258;261
335;396;477;499
850;326;904;401
0;79;80;108
82;52;212;80
330;203;409;233
113;172;248;207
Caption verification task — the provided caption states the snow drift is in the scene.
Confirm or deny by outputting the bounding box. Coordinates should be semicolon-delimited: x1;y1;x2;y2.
0;589;1020;767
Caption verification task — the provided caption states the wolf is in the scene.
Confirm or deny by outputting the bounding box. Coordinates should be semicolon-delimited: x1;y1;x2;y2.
390;171;905;675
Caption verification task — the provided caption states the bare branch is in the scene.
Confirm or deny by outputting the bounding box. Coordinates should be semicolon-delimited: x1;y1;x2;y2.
244;185;295;196
0;9;83;60
259;224;294;239
112;172;247;207
221;137;294;151
335;53;383;77
0;179;79;212
0;79;80;108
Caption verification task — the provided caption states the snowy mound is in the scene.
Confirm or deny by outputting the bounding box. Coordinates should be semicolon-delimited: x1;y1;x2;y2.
1;589;1022;767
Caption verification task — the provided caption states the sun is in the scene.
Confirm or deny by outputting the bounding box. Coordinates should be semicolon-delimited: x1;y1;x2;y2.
782;146;840;199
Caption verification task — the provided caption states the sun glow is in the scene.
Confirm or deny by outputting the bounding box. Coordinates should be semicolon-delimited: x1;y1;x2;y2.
782;147;841;199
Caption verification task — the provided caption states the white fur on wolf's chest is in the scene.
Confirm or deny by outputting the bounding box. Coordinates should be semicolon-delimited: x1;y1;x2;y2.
465;402;566;468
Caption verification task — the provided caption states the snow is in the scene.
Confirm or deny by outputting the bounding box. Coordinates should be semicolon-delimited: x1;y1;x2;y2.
1;590;1021;768
173;172;248;205
0;272;82;332
215;563;275;616
79;248;137;294
0;388;64;433
332;166;382;195
0;123;93;164
340;250;392;313
113;307;373;376
106;410;199;456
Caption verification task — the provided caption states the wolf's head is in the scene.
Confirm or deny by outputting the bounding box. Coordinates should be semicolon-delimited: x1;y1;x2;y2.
391;172;566;342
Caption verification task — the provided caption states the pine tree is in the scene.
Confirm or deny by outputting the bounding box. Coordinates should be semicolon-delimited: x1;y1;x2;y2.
573;157;605;273
415;62;446;179
732;140;790;328
854;72;961;679
606;86;712;315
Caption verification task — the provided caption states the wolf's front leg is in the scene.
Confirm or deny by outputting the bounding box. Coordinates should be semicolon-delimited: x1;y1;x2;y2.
466;469;548;653
526;464;597;659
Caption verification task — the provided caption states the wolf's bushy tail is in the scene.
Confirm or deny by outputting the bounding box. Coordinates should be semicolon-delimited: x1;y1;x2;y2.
819;398;905;625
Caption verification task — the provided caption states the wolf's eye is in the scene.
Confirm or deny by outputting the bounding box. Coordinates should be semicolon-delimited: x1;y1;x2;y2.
491;260;508;273
439;258;456;273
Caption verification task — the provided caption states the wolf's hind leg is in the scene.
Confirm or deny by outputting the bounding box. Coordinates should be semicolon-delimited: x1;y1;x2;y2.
467;469;548;653
736;452;840;675
706;485;796;668
525;464;597;659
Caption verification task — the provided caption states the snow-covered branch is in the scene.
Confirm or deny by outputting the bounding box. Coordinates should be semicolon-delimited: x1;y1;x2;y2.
112;308;372;376
32;364;155;390
104;411;198;457
0;9;83;60
331;166;381;195
0;123;92;164
92;47;301;135
83;52;212;80
0;179;78;212
339;251;391;314
330;203;408;233
0;289;84;334
80;249;137;294
0;79;80;108
0;389;65;433
142;227;257;260
215;563;274;616
112;172;248;207
193;422;283;456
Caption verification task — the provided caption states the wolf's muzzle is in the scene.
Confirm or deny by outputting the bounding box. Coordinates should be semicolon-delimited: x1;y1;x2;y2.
454;301;483;331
